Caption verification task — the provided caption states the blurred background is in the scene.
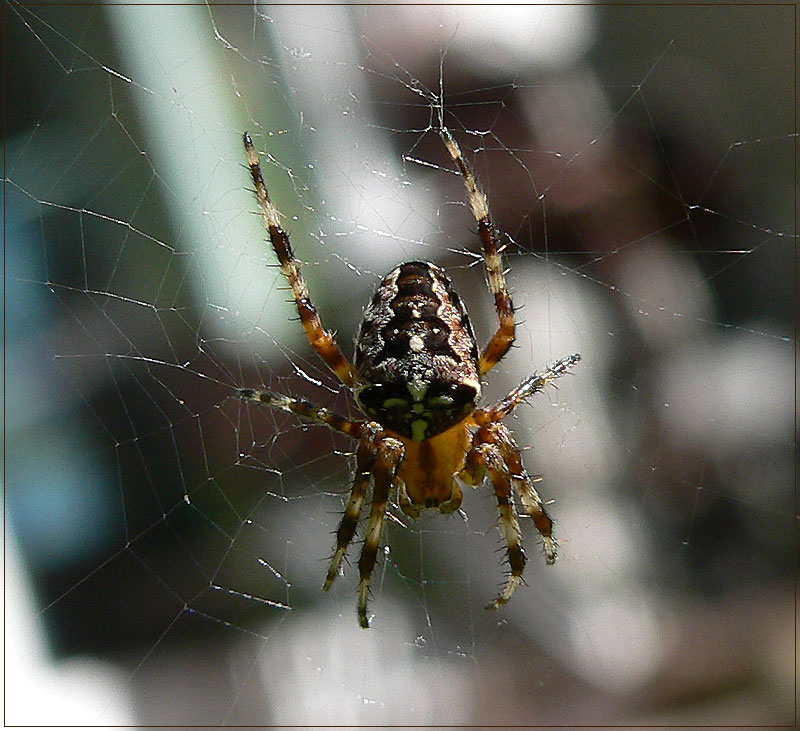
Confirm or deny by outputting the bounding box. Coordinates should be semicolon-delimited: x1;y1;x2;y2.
5;2;794;727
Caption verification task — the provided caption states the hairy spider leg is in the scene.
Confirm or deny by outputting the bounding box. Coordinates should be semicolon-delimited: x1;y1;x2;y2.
239;388;364;438
485;422;557;564
323;424;383;591
440;130;514;377
241;389;398;621
240;388;401;624
243;132;356;388
474;353;582;424
357;436;404;628
459;432;526;609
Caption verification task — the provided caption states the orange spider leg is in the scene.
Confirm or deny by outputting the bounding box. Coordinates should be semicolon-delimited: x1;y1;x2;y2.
485;422;557;564
441;130;514;376
475;353;582;424
243;132;356;387
461;353;579;575
460;431;526;609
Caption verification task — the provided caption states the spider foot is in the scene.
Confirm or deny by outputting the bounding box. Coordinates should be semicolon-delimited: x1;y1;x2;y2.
485;574;522;611
357;580;372;629
398;480;421;520
323;547;347;591
542;535;558;565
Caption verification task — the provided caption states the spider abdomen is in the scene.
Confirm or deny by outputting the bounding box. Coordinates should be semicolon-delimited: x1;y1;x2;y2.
355;261;481;440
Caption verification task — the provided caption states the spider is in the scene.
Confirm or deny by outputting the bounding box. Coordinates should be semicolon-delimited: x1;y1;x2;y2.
240;129;580;628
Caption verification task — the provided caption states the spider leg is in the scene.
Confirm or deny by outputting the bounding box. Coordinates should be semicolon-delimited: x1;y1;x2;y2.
243;132;356;388
460;432;526;610
357;436;404;628
474;353;581;424
239;388;364;438
323;424;383;591
486;422;557;564
397;478;420;519
440;130;514;376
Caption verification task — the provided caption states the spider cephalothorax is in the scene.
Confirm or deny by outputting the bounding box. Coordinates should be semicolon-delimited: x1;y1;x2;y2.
240;129;580;627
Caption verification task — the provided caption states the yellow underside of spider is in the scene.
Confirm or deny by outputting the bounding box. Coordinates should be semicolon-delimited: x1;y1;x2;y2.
388;417;475;517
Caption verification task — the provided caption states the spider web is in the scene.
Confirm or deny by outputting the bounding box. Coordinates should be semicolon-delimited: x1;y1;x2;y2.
5;3;795;727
